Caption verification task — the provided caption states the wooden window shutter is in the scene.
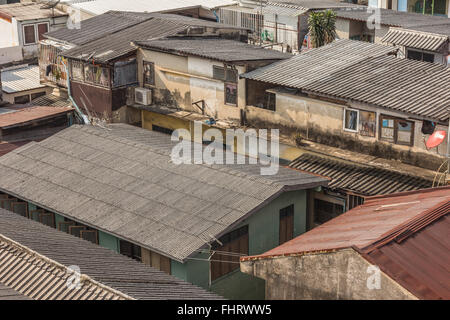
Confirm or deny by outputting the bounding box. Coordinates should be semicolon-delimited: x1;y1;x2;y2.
29;209;45;222
40;212;55;228
80;230;98;244
12;202;27;217
69;226;86;238
58;221;75;233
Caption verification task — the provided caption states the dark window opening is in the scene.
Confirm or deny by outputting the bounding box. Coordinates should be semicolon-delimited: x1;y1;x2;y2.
407;50;434;63
37;23;49;41
23;25;36;45
31;91;46;101
314;199;344;225
14;95;31;104
143;61;155;86
120;240;142;262
279;204;294;245
152;125;173;135
264;92;276;111
211;225;248;282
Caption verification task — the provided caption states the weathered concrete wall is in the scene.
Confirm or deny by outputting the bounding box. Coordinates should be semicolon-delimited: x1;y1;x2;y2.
241;249;417;300
137;48;245;121
2;86;53;104
245;89;448;171
0;46;23;65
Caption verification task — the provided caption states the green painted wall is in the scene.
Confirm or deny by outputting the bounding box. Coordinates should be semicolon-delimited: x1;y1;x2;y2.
54;213;65;229
98;231;120;253
175;189;308;300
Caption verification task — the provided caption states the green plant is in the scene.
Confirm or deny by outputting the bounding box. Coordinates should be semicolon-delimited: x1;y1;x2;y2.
308;10;337;48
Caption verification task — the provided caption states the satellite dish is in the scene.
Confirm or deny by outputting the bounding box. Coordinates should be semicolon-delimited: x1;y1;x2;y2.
40;0;61;10
426;130;446;149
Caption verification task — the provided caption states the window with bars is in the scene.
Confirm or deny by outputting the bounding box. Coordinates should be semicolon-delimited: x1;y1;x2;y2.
211;225;248;282
225;83;238;106
120;240;142;262
213;66;238;83
71;60;84;81
143;61;155;86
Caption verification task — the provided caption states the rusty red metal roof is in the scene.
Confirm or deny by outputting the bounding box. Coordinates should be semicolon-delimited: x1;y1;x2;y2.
0;106;73;129
243;186;450;260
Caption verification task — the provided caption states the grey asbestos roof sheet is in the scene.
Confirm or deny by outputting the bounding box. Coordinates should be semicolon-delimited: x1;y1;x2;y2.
0;124;326;262
290;153;432;196
1;65;46;94
45;11;154;46
61;14;247;63
334;7;450;28
0;208;220;300
0;283;30;300
135;38;292;62
241;39;450;122
382;28;449;51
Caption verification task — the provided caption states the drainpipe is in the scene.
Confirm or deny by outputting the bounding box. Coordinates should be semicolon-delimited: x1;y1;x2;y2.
61;59;90;124
212;10;219;22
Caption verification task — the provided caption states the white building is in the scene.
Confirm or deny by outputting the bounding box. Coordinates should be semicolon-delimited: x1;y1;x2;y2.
0;2;68;64
369;0;450;17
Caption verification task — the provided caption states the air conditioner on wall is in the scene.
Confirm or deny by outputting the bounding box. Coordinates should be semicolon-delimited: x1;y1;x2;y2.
135;87;152;105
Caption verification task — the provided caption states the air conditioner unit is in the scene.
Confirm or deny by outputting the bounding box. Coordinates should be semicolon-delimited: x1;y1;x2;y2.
135;87;152;105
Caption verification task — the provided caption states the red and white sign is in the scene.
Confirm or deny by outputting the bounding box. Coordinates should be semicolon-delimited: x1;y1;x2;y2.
426;130;447;149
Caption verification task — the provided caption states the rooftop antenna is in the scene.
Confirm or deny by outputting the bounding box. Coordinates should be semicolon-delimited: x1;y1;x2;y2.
40;0;61;19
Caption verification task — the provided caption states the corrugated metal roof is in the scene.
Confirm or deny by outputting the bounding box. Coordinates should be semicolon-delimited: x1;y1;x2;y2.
241;39;450;122
28;94;72;108
61;14;247;63
0;283;30;300
1;65;46;94
45;11;156;46
136;37;292;62
267;0;361;10
0;234;132;300
0;208;221;300
242;186;450;260
0;2;67;21
334;7;450;29
382;27;449;51
289;153;432;196
362;215;450;300
0;124;327;262
67;0;237;16
0;106;73;129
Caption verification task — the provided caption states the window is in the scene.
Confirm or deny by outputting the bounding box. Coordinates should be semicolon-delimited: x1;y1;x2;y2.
23;25;36;45
344;108;358;132
213;66;238;83
211;225;248;282
264;92;276;111
37;23;49;41
314;199;344;225
71;60;84;81
279;204;294;245
143;61;155;86
380;116;415;146
225;83;237;106
407;50;434;63
113;59;137;87
359;111;376;137
84;64;110;87
14;95;30;104
31;91;46;101
119;240;141;262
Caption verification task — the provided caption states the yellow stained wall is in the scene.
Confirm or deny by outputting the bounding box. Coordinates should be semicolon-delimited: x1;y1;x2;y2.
137;48;245;121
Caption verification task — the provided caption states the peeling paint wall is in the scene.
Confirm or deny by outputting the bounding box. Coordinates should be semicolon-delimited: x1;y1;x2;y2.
241;249;417;300
245;86;448;170
137;48;245;121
